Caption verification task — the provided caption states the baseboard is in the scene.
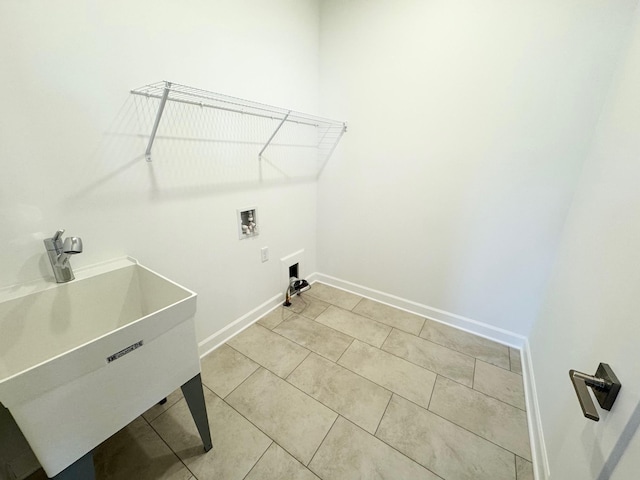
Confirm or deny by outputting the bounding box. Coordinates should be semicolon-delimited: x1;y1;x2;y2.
313;273;526;348
197;292;284;358
197;272;318;358
522;340;551;480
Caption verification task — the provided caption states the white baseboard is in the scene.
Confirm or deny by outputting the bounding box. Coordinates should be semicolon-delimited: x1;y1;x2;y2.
197;293;284;358
197;272;318;358
522;340;550;480
313;273;526;348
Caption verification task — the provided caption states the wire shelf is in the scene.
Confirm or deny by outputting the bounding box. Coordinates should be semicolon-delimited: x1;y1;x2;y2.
131;81;347;165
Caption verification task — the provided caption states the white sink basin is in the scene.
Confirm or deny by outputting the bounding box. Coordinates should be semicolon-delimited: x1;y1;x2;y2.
0;257;200;477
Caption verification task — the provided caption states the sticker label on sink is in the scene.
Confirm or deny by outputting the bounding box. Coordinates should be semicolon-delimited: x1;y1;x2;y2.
107;340;144;363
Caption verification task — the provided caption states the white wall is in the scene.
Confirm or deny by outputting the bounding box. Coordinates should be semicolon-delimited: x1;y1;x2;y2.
317;0;637;336
529;4;640;477
0;0;321;345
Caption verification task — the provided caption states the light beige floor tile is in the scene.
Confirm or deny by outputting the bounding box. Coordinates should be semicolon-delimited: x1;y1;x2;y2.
353;298;425;335
516;456;534;480
382;329;475;387
429;376;531;461
288;353;391;434
419;319;510;369
200;344;260;398
376;395;516;480
142;389;184;423
286;294;330;320
93;416;192;480
309;416;440;480
510;348;523;375
315;306;391;348
226;368;337;465
474;360;526;410
226;324;310;378
307;283;362;310
151;388;271;480
338;340;436;409
274;315;353;362
245;442;320;480
257;307;293;330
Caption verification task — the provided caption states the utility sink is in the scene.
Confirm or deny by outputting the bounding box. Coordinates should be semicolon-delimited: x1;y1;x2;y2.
0;257;211;478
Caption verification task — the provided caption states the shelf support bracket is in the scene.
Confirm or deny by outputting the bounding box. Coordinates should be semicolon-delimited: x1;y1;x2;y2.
259;111;290;159
145;82;171;162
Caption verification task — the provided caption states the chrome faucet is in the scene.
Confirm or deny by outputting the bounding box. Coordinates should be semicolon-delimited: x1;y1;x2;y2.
43;229;83;283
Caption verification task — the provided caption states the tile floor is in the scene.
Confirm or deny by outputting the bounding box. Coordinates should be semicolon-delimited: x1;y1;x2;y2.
27;283;533;480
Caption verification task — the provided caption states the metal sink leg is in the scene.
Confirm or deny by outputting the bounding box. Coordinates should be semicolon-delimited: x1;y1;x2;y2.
181;373;213;452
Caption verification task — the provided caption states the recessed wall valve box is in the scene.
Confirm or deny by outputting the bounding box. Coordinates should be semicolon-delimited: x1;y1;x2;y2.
238;207;258;239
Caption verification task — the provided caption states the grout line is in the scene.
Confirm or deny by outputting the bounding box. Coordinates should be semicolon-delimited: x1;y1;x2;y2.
222;362;263;400
332;355;433;412
387;327;479;363
307;415;340;467
337;414;443;479
334;337;356;364
339;298;427;338
427;395;531;461
472;359;477;389
222;371;381;473
383;390;529;464
352;296;365;312
226;328;313;380
319;302;395;334
300;304;330;320
469;360;527;412
427;375;439;411
291;349;396;402
281;374;344;421
379;329;474;386
436;370;528;413
145;410;198;479
413;322;512;370
222;398;303;469
240;441;274;480
270;315;356;363
281;346;449;443
418;317;428;338
373;394;394;437
380;327;393;349
305;311;386;352
285;350;312;381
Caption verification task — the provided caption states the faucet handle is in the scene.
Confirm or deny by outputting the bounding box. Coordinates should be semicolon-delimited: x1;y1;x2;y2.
52;229;65;242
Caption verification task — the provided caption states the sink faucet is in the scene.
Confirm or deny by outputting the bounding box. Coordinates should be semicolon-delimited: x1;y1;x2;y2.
43;229;83;283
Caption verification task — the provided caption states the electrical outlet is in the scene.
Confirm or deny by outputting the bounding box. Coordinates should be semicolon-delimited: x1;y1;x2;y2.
261;247;269;263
